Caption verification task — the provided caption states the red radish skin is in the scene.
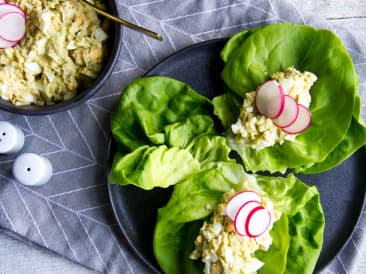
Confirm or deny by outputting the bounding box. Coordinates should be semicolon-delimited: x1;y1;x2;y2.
226;190;261;220
0;3;26;48
273;95;299;128
0;35;17;48
234;201;263;236
255;80;285;119
0;12;26;42
0;3;26;18
282;104;312;134
245;208;272;238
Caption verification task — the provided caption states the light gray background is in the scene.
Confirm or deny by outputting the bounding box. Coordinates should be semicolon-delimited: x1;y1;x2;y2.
1;0;366;273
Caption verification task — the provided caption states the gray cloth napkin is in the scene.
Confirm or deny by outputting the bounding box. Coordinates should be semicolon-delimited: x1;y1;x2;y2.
0;0;365;273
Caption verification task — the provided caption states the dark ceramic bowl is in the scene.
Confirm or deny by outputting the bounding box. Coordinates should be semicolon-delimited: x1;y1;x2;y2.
0;0;121;115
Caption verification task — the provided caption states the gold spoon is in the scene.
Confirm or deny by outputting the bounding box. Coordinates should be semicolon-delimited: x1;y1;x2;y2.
79;0;163;41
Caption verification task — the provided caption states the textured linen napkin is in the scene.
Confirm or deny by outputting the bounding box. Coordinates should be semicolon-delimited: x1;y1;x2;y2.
0;0;366;273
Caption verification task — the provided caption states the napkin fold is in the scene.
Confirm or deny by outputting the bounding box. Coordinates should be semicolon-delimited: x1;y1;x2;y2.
0;0;365;273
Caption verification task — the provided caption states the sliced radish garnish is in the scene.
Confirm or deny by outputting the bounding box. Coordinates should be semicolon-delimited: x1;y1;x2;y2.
0;3;25;18
255;80;285;118
0;12;25;42
272;95;299;128
282;104;312;134
226;190;261;220
245;207;272;237
234;201;263;236
0;35;17;48
0;1;6;4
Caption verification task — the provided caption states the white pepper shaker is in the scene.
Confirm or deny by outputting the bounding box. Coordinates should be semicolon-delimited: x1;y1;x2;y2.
0;121;24;154
13;153;53;186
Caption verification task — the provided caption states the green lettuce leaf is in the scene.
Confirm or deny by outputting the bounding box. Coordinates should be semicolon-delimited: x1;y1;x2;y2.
220;30;254;63
111;76;212;152
216;23;358;173
300;95;366;174
186;135;233;166
285;195;324;273
212;90;242;128
108;134;237;190
109;76;227;190
108;145;201;190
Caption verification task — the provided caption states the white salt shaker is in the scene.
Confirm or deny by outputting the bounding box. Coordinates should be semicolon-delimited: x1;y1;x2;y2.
0;121;24;154
13;153;53;186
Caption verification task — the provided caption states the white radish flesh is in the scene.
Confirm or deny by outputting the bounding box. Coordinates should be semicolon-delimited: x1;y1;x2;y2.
245;208;272;237
0;35;17;48
273;95;299;128
255;80;285;118
234;201;263;236
226;190;261;220
0;12;25;42
282;104;312;134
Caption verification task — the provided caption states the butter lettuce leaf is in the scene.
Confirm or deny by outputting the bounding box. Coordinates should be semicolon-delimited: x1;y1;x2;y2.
300;96;366;174
111;76;212;152
220;29;254;63
153;168;324;274
216;23;358;173
109;76;225;190
108;145;201;190
108;134;237;190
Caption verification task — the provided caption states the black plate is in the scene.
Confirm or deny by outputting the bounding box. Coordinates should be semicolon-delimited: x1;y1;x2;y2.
107;39;366;273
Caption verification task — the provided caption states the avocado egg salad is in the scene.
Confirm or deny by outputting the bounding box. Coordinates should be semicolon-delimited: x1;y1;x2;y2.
108;23;366;274
0;0;109;105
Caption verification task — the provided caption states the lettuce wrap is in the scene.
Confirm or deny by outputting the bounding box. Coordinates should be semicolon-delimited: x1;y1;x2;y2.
153;165;324;274
109;76;236;189
213;23;366;174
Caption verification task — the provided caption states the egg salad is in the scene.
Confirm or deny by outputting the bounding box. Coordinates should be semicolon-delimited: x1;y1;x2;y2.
0;0;109;105
190;189;281;274
231;67;317;150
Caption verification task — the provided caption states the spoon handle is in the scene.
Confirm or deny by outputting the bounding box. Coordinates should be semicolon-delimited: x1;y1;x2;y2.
79;0;163;41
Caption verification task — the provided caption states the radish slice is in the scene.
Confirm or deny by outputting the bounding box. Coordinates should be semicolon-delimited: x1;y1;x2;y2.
0;35;17;48
0;3;25;18
282;104;312;134
0;1;6;4
0;12;25;42
273;95;299;128
255;80;285;118
226;190;261;220
234;201;263;236
245;207;272;237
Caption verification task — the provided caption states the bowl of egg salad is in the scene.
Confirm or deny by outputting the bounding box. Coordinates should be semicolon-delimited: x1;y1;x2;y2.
0;0;121;115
